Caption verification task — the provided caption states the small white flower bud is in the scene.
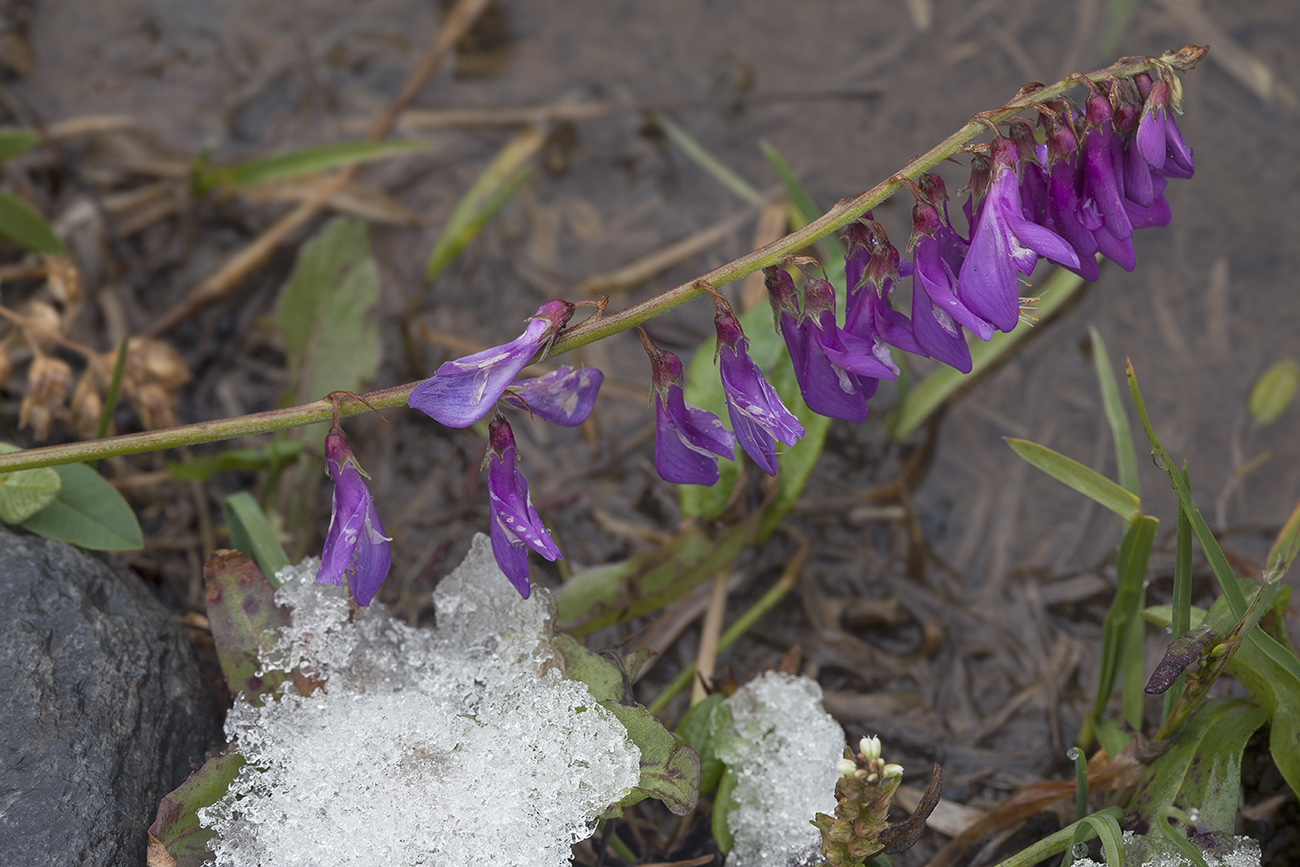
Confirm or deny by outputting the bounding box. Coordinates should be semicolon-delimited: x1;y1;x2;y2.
858;735;881;760
836;758;858;777
882;763;904;779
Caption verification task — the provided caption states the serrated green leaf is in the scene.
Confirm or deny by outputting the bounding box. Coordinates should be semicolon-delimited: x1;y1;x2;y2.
19;461;142;550
223;491;290;587
1088;325;1139;496
1006;438;1144;524
0;190;67;254
167;441;303;483
0;442;61;523
204;549;293;704
276;217;381;410
0;128;41;163
674;693;725;796
149;751;246;867
194;139;427;194
892;264;1088;441
1247;358;1299;426
425;126;543;283
1127;697;1265;839
603;702;700;816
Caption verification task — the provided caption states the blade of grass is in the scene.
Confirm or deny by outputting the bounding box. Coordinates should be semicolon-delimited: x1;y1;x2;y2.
1088;325;1139;496
759;140;846;264
194;140;428;195
1127;360;1300;681
1005;438;1143;524
655;114;765;207
1163;464;1195;724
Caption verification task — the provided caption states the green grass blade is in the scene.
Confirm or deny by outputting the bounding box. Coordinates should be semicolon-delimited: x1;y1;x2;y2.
1005;438;1143;524
194;139;427;194
222;491;290;586
656;114;764;207
1088;325;1139;496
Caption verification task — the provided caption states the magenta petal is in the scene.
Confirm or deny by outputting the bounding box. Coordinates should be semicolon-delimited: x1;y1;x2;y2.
654;385;736;486
485;415;562;599
317;431;391;607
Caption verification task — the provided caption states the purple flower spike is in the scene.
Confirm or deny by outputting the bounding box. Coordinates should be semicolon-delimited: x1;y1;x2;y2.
958;137;1081;332
317;426;391;607
485;413;561;599
503;366;604;427
713;297;804;476
639;329;735;486
409;300;574;428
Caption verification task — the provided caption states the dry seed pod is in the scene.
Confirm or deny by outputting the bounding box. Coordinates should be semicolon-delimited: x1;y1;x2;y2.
129;337;189;389
19;354;73;439
69;371;105;437
22;300;62;353
123;380;176;429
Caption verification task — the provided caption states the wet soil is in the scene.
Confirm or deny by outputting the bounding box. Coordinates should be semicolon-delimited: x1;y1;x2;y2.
3;0;1299;864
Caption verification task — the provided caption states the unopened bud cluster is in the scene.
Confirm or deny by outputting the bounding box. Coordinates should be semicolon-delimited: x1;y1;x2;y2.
813;736;906;867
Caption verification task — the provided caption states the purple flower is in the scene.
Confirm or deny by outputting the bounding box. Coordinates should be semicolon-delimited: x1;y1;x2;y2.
958;136;1081;332
767;267;891;422
409;300;574;428
485;413;561;598
908;195;993;373
842;222;924;357
317;427;391;607
502;366;604;427
1135;76;1194;179
713;297;805;476
638;328;735;486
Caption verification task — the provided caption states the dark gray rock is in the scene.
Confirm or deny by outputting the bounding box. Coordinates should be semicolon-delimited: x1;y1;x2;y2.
0;524;223;867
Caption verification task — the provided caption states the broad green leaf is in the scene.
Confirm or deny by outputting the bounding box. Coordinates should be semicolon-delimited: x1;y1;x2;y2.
892;264;1088;441
1006;438;1143;524
0;442;61;523
167;441;303;482
555;516;758;635
551;633;647;705
1247;358;1299;426
223;492;290;586
1127;697;1265;839
149;751;246;867
603;702;700;816
0;190;67;254
193;139;427;194
674;693;726;796
1088;325;1139;496
424;127;542;283
276;217;381;410
1128;363;1300;683
19;461;142;550
0;128;41;163
204;549;292;704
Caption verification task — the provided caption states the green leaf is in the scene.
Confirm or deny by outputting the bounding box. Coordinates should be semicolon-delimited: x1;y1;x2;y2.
1247;358;1299;426
19;461;142;550
222;492;290;586
551;633;646;705
712;766;739;854
1005;438;1143;524
1088;326;1140;496
149;751;246;867
674;693;726;796
167;441;303;482
204;549;293;704
424;127;543;283
0;128;41;163
603;702;700;816
0;442;61;523
989;808;1125;867
1264;499;1300;584
276;217;381;409
1128;363;1300;684
193;139;427;194
892;264;1088;441
1127;697;1265;839
0;190;67;254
